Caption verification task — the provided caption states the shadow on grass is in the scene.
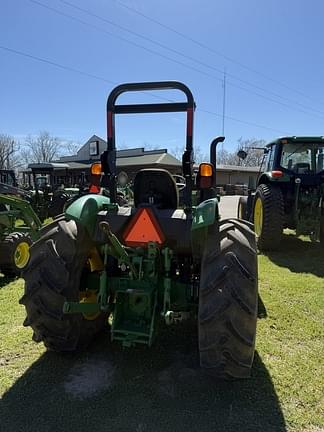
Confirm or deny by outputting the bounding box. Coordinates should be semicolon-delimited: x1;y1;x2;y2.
265;233;324;277
0;323;286;432
258;294;267;319
0;274;16;289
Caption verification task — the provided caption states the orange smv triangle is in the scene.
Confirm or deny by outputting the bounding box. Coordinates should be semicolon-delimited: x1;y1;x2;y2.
123;207;165;247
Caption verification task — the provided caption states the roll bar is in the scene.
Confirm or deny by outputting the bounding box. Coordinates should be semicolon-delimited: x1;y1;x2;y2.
101;81;196;205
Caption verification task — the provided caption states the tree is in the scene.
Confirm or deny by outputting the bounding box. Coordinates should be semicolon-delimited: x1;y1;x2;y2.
169;145;208;163
0;134;20;169
237;138;266;167
216;138;266;168
169;146;183;160
22;131;62;164
194;146;208;163
216;147;238;166
65;140;80;156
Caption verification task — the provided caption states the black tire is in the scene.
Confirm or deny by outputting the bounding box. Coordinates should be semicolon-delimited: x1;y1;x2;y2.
20;218;107;351
198;219;258;379
237;196;248;220
253;184;284;251
320;216;324;244
0;232;32;277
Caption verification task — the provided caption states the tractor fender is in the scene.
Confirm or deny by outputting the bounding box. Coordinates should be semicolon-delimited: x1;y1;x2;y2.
192;198;219;231
257;172;290;186
65;194;110;237
191;198;220;259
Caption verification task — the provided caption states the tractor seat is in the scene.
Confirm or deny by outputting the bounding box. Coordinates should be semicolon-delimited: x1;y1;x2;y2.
293;162;310;174
133;169;179;209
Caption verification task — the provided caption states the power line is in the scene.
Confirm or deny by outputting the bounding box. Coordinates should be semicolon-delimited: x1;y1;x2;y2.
0;44;116;85
27;0;223;85
27;0;324;121
115;0;323;106
199;108;288;135
0;44;289;134
58;0;306;112
55;0;324;117
222;70;226;136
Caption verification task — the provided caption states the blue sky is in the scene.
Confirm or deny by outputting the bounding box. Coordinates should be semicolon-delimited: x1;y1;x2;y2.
1;0;324;158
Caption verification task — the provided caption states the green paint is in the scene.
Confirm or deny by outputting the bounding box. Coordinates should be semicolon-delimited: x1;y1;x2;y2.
191;198;219;231
0;194;42;241
65;195;113;236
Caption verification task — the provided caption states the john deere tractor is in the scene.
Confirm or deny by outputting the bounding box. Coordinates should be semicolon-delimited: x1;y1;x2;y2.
0;189;42;276
237;136;324;250
20;82;258;379
0;169;18;187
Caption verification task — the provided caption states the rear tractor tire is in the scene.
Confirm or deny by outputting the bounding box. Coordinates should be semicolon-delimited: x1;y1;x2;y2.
20;218;107;351
198;219;258;379
320;215;324;244
253;184;284;251
0;232;32;277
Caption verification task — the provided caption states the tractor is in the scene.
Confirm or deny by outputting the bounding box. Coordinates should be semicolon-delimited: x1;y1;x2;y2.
237;136;324;250
0;189;42;277
0;169;18;187
23;162;85;220
20;81;258;379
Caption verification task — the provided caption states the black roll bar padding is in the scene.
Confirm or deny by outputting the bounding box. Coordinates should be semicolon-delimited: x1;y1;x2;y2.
210;136;225;187
104;81;196;206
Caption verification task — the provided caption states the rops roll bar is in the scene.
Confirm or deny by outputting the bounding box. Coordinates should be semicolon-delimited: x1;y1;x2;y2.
101;81;196;205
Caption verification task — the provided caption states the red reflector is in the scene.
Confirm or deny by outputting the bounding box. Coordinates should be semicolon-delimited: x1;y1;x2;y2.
271;170;283;178
89;185;100;193
123;208;165;247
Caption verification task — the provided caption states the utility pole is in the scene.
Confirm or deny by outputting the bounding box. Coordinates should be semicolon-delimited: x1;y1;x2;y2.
221;68;226;153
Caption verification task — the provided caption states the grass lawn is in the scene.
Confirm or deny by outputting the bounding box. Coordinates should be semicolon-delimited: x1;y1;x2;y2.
0;233;323;432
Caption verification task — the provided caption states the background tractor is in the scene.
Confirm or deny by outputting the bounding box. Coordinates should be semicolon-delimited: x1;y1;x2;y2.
0;169;18;187
21;81;258;379
0;188;42;277
24;163;83;220
237;136;324;250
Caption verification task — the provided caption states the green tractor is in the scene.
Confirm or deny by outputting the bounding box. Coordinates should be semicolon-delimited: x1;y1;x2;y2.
0;169;18;187
0;189;42;277
20;82;258;379
237;136;324;250
24;163;82;220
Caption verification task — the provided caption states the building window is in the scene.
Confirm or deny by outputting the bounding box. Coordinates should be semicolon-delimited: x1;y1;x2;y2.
89;141;99;156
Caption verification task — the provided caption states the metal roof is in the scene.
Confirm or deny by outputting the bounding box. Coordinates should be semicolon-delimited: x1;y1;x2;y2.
216;164;260;173
193;163;260;173
28;162;71;170
267;136;324;147
116;152;181;167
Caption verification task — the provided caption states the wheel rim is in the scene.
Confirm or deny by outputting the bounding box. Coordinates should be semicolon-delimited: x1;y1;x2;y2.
14;242;30;269
254;197;263;237
80;290;100;320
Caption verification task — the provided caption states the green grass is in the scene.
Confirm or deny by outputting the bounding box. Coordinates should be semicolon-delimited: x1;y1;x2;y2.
0;234;323;432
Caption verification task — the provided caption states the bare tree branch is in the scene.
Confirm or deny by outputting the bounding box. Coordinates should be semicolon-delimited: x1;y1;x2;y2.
217;137;266;168
23;131;62;164
0;134;21;169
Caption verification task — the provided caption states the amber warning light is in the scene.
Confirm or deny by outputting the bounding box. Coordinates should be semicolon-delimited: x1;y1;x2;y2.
123;208;165;247
91;162;102;175
197;162;214;189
